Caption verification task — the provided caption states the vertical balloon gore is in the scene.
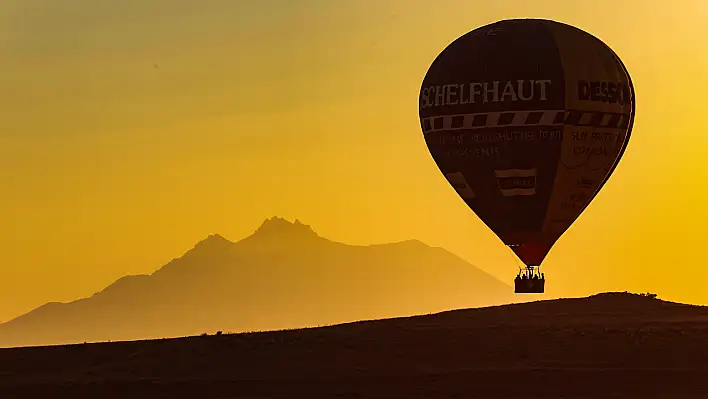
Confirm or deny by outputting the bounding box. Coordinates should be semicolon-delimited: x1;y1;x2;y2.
419;19;634;270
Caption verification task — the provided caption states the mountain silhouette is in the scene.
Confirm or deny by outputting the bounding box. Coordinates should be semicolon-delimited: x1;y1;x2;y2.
0;217;515;347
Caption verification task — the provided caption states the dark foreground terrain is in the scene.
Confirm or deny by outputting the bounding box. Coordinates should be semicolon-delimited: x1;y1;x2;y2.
2;292;708;399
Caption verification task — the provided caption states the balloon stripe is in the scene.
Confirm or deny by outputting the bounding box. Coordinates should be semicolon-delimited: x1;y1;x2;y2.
422;110;630;133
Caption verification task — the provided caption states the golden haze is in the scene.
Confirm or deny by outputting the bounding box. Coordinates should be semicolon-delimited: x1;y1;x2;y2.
0;0;707;322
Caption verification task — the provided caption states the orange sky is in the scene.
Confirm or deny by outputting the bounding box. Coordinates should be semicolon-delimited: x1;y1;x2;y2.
1;0;707;322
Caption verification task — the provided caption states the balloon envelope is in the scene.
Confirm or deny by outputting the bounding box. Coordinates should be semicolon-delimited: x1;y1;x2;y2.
419;19;635;267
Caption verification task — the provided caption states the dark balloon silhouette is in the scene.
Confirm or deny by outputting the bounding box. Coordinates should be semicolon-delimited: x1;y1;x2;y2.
419;19;635;293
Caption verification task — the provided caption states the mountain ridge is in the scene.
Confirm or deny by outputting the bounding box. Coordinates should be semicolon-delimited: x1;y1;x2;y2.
0;217;516;348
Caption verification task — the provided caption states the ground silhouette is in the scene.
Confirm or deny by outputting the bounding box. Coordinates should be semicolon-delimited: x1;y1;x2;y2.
0;217;515;347
1;292;707;398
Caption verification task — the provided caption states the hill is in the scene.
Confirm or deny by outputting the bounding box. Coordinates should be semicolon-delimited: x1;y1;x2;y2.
0;217;515;347
0;292;707;398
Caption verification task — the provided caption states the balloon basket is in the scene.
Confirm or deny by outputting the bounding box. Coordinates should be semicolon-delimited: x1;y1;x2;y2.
514;267;545;294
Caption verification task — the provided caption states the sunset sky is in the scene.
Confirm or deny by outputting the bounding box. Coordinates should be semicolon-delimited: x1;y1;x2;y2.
1;0;707;322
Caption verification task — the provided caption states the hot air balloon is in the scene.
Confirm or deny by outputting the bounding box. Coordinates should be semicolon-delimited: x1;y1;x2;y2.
419;19;635;294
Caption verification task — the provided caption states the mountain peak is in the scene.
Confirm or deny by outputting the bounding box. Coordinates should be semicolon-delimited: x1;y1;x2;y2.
196;233;231;246
186;233;233;255
251;217;320;239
